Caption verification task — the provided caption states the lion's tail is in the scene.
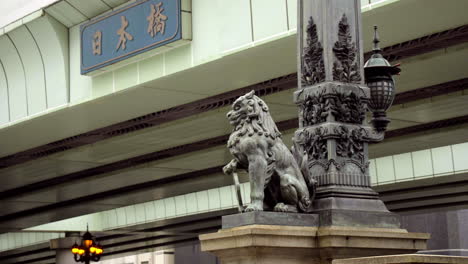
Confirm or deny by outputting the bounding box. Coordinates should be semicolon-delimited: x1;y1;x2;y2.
292;141;317;213
298;195;312;212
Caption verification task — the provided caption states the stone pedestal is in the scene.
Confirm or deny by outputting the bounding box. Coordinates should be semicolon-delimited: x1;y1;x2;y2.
200;225;429;264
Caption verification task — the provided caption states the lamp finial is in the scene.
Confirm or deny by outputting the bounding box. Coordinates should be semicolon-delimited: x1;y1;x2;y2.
372;25;381;54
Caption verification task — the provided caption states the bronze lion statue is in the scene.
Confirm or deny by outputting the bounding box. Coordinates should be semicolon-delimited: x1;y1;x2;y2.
223;90;315;213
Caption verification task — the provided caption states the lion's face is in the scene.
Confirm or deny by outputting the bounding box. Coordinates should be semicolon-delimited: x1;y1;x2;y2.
227;94;251;126
227;91;270;127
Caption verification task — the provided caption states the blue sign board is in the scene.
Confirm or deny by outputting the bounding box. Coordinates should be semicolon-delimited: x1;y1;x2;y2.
80;0;182;75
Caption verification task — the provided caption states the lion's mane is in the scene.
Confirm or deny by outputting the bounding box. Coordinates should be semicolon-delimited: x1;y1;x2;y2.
232;94;281;142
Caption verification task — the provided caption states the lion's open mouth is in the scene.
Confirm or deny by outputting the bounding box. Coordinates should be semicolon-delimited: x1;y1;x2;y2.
227;111;244;126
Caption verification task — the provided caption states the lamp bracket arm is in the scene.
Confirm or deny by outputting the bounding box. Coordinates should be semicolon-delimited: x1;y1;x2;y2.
363;126;385;143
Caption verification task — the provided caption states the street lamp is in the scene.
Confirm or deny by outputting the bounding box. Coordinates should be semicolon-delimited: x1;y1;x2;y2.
364;26;401;132
71;227;103;264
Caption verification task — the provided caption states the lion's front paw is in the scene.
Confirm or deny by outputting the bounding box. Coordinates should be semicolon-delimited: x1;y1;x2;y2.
222;160;237;175
222;164;233;175
244;204;263;212
274;203;298;213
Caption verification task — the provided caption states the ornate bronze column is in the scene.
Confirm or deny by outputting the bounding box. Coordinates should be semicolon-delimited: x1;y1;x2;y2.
294;0;398;227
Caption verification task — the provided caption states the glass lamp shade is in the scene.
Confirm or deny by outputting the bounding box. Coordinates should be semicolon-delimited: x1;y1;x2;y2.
71;245;79;254
90;246;97;253
367;78;395;113
365;76;395;132
84;239;93;248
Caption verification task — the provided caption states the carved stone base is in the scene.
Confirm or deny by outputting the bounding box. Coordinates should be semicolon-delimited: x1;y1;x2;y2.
222;211;319;229
313;196;401;228
318;209;400;229
199;225;429;264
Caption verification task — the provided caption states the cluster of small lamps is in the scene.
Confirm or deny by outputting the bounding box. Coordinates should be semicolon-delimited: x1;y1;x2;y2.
71;226;103;263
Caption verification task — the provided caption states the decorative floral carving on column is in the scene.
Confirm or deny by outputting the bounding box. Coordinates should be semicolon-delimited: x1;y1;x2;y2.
302;90;366;126
302;16;325;86
329;91;366;124
335;126;364;163
302;90;327;126
304;127;328;160
333;14;361;83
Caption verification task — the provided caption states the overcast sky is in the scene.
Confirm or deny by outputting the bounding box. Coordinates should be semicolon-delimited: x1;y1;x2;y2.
0;0;59;28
